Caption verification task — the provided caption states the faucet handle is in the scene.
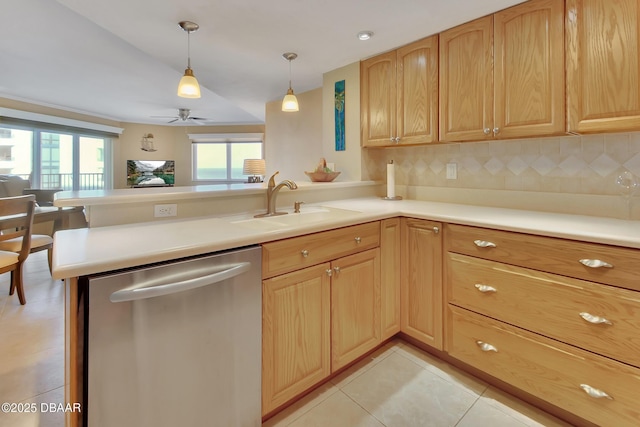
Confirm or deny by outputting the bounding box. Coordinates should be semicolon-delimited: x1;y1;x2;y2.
267;171;280;187
294;201;305;213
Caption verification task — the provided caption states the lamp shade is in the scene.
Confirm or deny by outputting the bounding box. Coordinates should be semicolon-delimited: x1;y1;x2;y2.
282;88;299;112
243;159;266;176
177;68;201;98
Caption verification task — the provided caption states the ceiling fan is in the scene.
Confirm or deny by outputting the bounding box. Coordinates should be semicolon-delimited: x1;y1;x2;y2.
152;108;211;124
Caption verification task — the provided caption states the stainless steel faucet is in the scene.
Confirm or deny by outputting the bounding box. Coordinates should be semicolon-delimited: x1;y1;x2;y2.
255;171;298;217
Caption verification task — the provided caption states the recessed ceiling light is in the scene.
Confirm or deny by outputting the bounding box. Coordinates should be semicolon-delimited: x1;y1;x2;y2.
357;31;373;41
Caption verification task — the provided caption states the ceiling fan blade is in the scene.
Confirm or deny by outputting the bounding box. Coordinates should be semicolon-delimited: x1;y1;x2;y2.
167;118;179;123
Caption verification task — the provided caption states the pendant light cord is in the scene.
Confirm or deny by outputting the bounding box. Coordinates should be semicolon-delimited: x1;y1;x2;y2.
187;30;192;69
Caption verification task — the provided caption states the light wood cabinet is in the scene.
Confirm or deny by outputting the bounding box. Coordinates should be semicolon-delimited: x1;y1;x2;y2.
331;248;381;371
361;36;438;147
567;0;640;133
262;222;382;416
449;306;640;427
439;0;565;142
400;218;443;349
380;218;401;340
444;223;640;426
262;263;331;415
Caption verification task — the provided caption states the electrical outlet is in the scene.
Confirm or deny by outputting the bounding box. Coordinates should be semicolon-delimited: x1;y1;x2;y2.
154;204;177;217
446;163;458;180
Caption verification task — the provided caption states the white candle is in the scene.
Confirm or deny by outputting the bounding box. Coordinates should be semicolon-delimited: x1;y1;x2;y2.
387;161;395;198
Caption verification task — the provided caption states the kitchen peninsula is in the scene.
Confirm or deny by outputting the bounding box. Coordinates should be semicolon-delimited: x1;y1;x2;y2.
53;184;640;427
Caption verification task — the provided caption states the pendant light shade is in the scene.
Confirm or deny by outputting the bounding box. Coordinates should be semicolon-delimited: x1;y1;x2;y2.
282;52;299;112
177;21;201;99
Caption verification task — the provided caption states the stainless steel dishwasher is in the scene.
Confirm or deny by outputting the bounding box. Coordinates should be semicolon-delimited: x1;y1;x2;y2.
84;245;261;427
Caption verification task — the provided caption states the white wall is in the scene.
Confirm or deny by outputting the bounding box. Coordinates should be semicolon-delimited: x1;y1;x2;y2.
322;62;362;181
264;88;323;182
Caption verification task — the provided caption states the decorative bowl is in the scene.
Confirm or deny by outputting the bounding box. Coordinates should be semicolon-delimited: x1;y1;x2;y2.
304;171;341;182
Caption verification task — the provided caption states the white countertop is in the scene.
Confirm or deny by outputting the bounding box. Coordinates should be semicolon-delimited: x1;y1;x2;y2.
52;197;640;280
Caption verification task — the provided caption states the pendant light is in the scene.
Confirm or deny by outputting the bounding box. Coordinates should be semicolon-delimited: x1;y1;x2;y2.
177;21;201;98
282;52;299;112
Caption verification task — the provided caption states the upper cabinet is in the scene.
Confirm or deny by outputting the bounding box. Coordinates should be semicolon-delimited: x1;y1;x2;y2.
566;0;640;133
440;0;565;142
361;36;438;147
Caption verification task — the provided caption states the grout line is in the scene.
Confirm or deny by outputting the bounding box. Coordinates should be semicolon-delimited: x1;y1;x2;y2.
341;389;388;427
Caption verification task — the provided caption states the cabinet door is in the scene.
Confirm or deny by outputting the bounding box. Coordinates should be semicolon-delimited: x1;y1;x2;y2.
380;218;401;340
494;0;565;138
396;36;439;145
331;248;381;371
262;263;331;415
567;0;640;133
439;16;494;142
401;218;443;349
361;51;397;147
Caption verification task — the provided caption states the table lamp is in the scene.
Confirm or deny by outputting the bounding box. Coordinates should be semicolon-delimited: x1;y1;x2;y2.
243;159;266;183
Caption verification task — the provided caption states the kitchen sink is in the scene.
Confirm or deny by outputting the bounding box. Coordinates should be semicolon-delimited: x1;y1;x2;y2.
230;206;362;231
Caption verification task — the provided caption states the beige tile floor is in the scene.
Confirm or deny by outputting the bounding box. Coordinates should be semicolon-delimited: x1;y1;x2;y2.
263;345;573;427
0;252;571;427
0;251;65;427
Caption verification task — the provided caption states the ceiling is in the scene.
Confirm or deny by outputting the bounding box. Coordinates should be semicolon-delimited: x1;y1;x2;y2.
1;0;525;126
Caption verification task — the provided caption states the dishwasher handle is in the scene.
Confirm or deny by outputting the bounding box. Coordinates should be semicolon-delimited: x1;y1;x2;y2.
110;262;252;303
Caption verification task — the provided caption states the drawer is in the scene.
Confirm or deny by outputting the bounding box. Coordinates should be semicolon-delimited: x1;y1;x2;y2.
262;221;380;278
447;252;640;367
445;224;640;291
447;305;640;427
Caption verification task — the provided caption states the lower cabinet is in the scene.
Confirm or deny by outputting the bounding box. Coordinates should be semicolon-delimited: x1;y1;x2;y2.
380;218;401;340
448;305;640;427
331;248;381;371
261;223;382;416
262;263;331;415
400;218;443;349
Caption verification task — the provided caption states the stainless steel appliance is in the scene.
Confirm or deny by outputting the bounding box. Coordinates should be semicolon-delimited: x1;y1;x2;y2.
85;246;261;427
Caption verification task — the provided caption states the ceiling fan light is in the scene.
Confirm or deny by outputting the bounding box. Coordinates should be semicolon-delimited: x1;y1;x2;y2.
282;88;299;112
177;68;201;98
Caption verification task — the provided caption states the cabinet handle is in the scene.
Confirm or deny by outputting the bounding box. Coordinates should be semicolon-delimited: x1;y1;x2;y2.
395;136;401;143
493;127;500;135
476;341;498;352
389;137;395;142
333;266;341;274
432;226;439;234
326;268;333;277
579;312;612;326
474;284;497;293
354;237;361;243
579;259;613;269
301;250;309;258
580;384;613;400
483;128;491;135
474;240;497;248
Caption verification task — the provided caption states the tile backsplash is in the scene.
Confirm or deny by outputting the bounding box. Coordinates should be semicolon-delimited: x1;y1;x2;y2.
363;132;640;196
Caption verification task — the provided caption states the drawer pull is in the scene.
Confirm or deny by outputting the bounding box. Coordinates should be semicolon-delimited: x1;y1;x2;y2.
474;284;497;293
580;384;613;400
579;259;613;269
326;269;333;277
432;226;440;234
474;240;497;248
579;312;613;326
476;341;498;352
354;237;362;243
301;250;309;258
333;266;341;274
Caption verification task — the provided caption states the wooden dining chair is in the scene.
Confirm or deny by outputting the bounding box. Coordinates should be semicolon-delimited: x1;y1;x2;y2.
0;195;36;305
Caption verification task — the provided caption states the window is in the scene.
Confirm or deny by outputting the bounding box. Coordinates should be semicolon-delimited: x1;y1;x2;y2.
0;124;113;190
191;133;264;183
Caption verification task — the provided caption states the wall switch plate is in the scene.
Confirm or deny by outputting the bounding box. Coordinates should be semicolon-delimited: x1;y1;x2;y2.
446;163;457;180
154;204;177;217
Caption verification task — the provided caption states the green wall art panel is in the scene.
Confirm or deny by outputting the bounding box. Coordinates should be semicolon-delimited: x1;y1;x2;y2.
334;80;345;151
